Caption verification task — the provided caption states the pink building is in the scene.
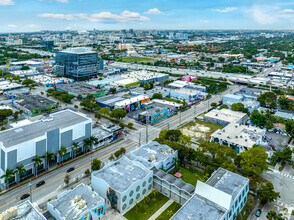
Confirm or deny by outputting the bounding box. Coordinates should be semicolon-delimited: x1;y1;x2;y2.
181;76;197;82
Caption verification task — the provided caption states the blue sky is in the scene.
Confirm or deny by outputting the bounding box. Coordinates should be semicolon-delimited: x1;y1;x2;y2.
1;0;294;32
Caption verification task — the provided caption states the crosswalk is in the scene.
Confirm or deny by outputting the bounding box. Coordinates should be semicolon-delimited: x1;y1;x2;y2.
277;171;294;180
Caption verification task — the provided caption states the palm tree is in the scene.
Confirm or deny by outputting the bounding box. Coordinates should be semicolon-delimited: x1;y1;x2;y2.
151;189;159;197
58;146;67;165
42;152;55;170
166;210;174;217
1;169;15;189
89;136;98;150
15;164;26;184
72;142;80;159
83;138;91;153
32;156;42;178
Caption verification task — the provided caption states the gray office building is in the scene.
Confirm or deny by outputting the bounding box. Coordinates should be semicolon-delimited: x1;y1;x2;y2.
55;47;98;79
0;109;92;188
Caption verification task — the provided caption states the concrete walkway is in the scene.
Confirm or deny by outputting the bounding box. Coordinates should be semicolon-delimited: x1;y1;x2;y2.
148;199;174;220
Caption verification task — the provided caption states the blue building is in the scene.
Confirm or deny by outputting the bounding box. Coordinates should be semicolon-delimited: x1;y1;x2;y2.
172;168;249;220
55;47;98;79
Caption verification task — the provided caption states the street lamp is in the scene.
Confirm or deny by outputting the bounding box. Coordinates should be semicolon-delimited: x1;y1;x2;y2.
29;180;32;203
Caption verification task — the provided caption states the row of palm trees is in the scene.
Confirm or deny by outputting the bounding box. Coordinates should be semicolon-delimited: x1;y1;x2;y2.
0;136;99;189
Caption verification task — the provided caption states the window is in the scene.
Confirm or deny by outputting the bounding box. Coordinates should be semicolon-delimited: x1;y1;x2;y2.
142;189;146;194
129;198;133;205
148;184;152;190
136;186;140;192
122;204;127;210
122;196;127;202
235;200;237;208
136;193;140;199
129;190;134;197
239;196;241;202
142;181;146;187
148;177;152;183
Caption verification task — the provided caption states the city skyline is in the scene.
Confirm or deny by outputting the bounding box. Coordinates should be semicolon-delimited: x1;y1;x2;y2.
1;0;294;32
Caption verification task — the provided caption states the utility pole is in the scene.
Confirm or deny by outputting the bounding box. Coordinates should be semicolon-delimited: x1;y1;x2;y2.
139;131;141;146
179;111;181;126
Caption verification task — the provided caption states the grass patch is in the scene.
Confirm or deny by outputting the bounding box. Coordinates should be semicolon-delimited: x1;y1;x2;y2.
179;119;224;143
124;191;169;220
291;210;294;215
168;167;205;186
155;202;182;220
118;56;155;63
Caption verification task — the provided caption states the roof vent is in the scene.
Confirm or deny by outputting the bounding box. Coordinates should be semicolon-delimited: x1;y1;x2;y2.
245;139;248;142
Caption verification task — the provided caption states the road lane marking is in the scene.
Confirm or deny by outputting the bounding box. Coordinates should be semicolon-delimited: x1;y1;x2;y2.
0;141;134;210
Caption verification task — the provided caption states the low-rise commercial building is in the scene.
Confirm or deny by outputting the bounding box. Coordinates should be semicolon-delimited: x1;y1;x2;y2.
3;88;30;99
91;156;153;213
122;70;169;84
96;95;125;110
0;109;91;187
114;95;150;113
204;109;248;126
48;183;105;220
0;80;23;93
13;95;57;115
29;74;74;87
56;82;106;98
130;141;178;171
210;123;266;154
0;201;46;220
172;168;249;220
92;123;123;147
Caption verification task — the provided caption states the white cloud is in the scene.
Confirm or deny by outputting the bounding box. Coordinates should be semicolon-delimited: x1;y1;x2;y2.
39;13;76;20
39;11;150;23
200;20;209;23
279;9;294;14
0;0;14;6
144;8;162;14
213;7;237;13
26;24;41;28
251;5;281;24
8;24;17;28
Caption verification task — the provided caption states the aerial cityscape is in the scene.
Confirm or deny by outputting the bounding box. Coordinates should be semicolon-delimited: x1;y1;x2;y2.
0;0;294;220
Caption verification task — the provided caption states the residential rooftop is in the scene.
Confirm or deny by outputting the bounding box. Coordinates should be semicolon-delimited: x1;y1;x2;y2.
92;156;151;193
211;123;265;149
48;183;103;220
0;109;91;148
206;168;249;201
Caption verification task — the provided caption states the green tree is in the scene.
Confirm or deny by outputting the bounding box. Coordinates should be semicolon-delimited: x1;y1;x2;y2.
266;211;283;220
109;154;115;161
109;87;117;94
83;138;91;153
239;146;268;177
1;169;15;189
72;142;80;159
219;104;229;109
22;78;34;86
152;93;163;99
110;108;127;120
58;146;67;165
64;174;70;187
0;109;13;122
164;130;182;142
257;182;280;205
42;152;55;170
20;65;30;70
89;136;98;150
250;110;267;127
99;107;110;115
32;155;42;177
92;159;102;171
15;164;25;184
127;122;133;129
275;147;293;163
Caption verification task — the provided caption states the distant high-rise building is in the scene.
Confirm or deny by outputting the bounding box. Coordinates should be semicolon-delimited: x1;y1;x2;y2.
55;47;98;79
40;41;54;48
99;59;104;70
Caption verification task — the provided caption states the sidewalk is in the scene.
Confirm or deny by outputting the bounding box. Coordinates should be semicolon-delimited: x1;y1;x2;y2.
148;199;174;220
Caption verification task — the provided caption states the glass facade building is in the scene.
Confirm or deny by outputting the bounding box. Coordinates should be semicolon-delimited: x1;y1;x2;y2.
55;48;98;79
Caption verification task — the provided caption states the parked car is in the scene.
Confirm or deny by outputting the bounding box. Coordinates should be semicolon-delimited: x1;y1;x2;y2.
67;167;75;173
255;209;262;217
20;193;30;200
36;180;45;188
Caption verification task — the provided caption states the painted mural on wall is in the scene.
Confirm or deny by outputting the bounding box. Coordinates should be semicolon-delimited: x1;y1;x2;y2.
80;205;105;220
106;187;119;212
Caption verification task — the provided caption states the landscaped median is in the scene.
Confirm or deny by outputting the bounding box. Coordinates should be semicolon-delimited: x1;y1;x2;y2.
123;190;169;220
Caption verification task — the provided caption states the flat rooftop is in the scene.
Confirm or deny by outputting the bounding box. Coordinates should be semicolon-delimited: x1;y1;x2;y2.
96;95;125;107
48;183;103;220
122;70;168;81
56;82;103;96
206;168;248;201
0;109;90;148
5;201;45;220
61;47;96;54
211;123;265;149
131;141;175;166
204;109;247;124
171;193;226;220
93;156;151;193
15;95;55;111
114;95;149;107
87;76;125;86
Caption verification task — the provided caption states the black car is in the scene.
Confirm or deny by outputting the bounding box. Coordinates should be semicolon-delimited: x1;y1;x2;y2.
255;209;262;217
36;180;45;188
67;167;75;173
20;193;30;200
